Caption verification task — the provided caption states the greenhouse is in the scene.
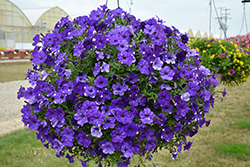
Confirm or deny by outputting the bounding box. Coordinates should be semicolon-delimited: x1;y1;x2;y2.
0;0;71;50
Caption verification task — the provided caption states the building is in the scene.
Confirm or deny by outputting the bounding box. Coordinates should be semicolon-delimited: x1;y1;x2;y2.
0;0;71;50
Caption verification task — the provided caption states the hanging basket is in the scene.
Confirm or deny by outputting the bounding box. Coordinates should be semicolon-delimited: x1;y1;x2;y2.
17;5;224;167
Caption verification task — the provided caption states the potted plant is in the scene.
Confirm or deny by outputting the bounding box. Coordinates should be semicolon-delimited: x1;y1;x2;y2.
17;5;225;167
18;50;28;59
188;38;250;86
5;50;16;59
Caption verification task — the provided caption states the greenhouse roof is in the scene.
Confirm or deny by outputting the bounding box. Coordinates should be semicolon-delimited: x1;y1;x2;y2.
22;7;52;26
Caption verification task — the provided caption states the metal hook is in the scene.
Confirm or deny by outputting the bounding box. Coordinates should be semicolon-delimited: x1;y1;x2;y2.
117;0;120;8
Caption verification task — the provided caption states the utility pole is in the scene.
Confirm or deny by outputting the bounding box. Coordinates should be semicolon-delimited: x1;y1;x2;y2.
209;0;212;37
216;7;231;38
241;0;250;34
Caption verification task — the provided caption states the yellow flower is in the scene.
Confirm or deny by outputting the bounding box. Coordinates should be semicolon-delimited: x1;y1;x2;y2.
218;40;221;43
240;61;244;66
210;54;215;59
207;44;211;47
238;66;241;70
196;48;199;52
203;50;206;53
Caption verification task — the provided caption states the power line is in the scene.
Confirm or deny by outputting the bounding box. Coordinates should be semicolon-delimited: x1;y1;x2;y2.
212;0;230;38
239;3;248;35
199;3;210;31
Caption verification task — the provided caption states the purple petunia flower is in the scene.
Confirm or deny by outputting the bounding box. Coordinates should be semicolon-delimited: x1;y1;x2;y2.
103;117;116;129
32;51;47;65
117;51;135;66
74;109;88;126
94;75;108;88
74;41;84;57
27;115;40;130
158;90;172;107
161;127;174;142
52;139;64;152
125;73;139;83
139;108;155;124
95;51;105;61
66;154;74;164
128;85;140;96
184;142;193;151
145;137;157;151
91;126;102;138
117;40;129;52
152;57;163;70
84;85;97;98
54;90;67;104
159;84;172;90
199;65;211;77
111;128;126;143
77;131;91;147
176;101;190;117
174;122;183;133
148;75;158;84
121;142;134;158
115;108;131;124
109;34;123;46
93;62;101;76
112;82;128;96
88;109;105;125
159;66;175;80
172;152;178;159
181;92;190;102
32;34;40;46
101;141;115;154
60;127;75;147
101;62;110;73
94;33;107;49
17;85;26;99
124;123;138;137
163;53;176;64
138;59;150;75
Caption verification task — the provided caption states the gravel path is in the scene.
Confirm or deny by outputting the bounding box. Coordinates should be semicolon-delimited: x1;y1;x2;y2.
0;80;31;136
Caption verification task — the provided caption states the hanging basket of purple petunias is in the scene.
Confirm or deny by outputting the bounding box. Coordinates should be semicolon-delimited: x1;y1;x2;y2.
17;5;225;167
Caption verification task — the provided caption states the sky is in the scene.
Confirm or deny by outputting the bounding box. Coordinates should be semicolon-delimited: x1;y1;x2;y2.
10;0;250;38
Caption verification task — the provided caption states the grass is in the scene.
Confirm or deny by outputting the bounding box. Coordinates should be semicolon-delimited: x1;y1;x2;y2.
0;63;32;82
0;63;250;166
235;121;250;130
215;144;250;161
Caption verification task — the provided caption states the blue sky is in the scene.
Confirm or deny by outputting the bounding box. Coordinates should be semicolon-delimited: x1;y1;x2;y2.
10;0;250;38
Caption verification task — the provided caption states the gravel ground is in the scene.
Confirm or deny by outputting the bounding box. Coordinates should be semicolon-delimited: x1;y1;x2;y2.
0;80;31;136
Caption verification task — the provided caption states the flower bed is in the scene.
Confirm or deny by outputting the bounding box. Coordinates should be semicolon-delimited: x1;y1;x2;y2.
188;38;250;86
17;5;224;167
